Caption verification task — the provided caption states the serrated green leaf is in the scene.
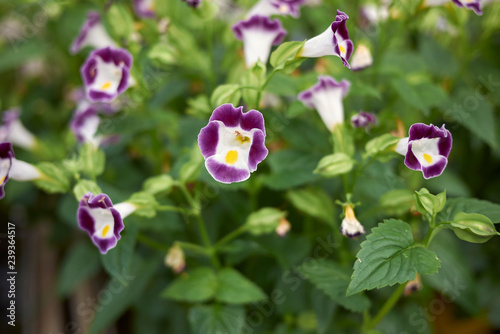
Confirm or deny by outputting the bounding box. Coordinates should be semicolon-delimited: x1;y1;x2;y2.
162;267;218;302
216;268;267;304
211;85;241;108
245;207;286;235
142;174;174;195
101;222;138;286
73;179;102;201
298;260;370;312
34;162;71;193
57;242;100;297
448;212;499;243
437;197;500;224
314;153;355;178
286;188;334;224
347;219;441;295
188;304;246;334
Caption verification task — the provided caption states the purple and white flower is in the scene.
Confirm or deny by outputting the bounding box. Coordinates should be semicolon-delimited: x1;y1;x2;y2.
299;10;353;68
133;0;156;18
70;102;101;146
350;43;373;71
351;111;377;129
298;76;350;132
233;15;287;68
183;0;202;8
394;123;452;179
341;205;365;238
0;108;37;150
359;3;389;27
247;0;305;18
70;11;117;54
198;104;268;184
77;192;137;254
80;47;133;103
0;142;42;199
451;0;482;15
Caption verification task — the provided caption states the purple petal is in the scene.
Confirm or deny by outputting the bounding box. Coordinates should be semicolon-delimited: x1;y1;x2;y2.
298;76;351;109
92;235;118;254
77;206;96;235
404;142;421;171
0;142;14;200
421;156;448;179
133;0;156;18
408;123;452;158
209;104;266;134
198;121;220;159
232;15;287;46
241;109;266;135
205;157;250;183
451;0;482;15
248;130;268;172
71;11;101;54
270;0;305;17
111;208;124;239
183;0;201;8
92;47;133;69
70;105;99;143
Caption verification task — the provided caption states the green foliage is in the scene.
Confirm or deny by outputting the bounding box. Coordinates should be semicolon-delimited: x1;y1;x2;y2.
348;219;441;295
314;153;355;178
142;174;175;195
34;162;71;194
210;84;242;109
163;267;266;304
244;207;286;235
269;41;305;73
73;179;102;201
414;188;446;217
79;143;106;178
364;134;400;158
106;4;134;39
379;189;415;216
438;197;500;223
188;304;246;334
448;212;500;243
286;188;335;224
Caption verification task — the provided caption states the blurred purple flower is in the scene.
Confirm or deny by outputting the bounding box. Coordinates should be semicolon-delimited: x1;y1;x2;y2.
71;11;117;54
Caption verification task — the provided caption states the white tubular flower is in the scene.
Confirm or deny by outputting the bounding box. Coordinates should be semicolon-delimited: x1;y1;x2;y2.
0;108;37;151
340;205;365;238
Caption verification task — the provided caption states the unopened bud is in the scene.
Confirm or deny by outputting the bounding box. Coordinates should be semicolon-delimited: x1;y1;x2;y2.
276;218;291;237
165;243;185;274
404;274;422;296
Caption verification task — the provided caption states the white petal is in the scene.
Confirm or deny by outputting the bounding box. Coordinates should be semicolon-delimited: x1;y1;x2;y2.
114;202;137;219
88;207;116;239
0;158;10;182
82;23;117;50
9;159;41;181
301;27;335;58
6;120;36;150
242;29;279;67
411;137;441;167
351;44;373;70
310;88;344;131
394;137;409;156
89;56;124;95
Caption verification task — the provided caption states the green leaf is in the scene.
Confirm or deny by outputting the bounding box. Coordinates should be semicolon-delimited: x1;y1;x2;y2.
187;95;212;118
347;219;441;295
313;153;355;178
269;41;305;73
241;61;266;108
211;84;241;108
286;188;335;224
34;162;71;193
101;222;138;286
390;78;428;115
107;4;134;39
448;212;500;243
148;43;177;66
142;174;175;195
414;188;446;217
437;197;500;224
188;304;246;334
364;134;400;158
73;179;102;201
215;268;267;304
180;145;204;183
126;192;158;218
57;242;100;297
379;189;415;216
88;256;158;334
332;124;355;157
162;267;218;302
79;143;105;178
245;207;286;235
297;260;370;312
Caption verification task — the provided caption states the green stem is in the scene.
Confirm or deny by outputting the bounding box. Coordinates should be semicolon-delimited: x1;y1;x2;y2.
423;223;449;248
214;226;248;250
177;241;211;255
367;284;405;330
156;205;191;214
137;234;170;252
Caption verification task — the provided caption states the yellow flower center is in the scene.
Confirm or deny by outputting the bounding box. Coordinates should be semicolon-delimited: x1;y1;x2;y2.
423;153;433;164
102;225;111;237
339;45;346;54
0;176;5;184
225;150;238;165
101;82;112;90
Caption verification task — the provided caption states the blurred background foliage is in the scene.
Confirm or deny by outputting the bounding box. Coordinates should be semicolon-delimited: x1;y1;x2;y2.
0;0;499;333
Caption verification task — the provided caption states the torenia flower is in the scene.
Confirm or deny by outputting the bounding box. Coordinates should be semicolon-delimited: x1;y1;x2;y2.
70;102;101;146
341;204;365;238
299;10;353;68
0;142;42;199
298;76;350;132
165;243;186;273
394;123;452;179
70;11;117;54
133;0;156;18
0;108;37;150
350;43;373;71
451;0;482;15
247;0;305;18
276;217;291;237
81;47;133;103
404;273;422;296
359;4;389;27
233;15;287;68
198;104;268;184
78;192;137;254
351;111;377;129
